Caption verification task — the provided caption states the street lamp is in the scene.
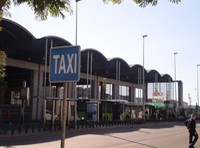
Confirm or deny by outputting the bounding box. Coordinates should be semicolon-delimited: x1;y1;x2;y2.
74;0;81;97
174;52;178;115
142;35;147;121
74;0;81;126
197;64;200;106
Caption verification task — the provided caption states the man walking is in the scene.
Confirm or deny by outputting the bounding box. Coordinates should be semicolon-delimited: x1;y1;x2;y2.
185;114;198;148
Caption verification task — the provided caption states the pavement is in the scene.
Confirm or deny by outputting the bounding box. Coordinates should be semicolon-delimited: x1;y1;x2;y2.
0;121;185;140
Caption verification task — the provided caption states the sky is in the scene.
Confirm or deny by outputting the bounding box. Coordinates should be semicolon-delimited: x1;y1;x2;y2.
5;0;200;105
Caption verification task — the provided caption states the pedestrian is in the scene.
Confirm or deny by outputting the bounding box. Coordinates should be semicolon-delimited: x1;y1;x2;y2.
5;107;11;125
184;114;198;148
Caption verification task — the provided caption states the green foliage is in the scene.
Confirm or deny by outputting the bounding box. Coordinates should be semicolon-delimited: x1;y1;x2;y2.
102;78;107;89
0;51;6;79
1;0;11;17
0;0;181;21
103;0;181;7
0;51;7;105
13;0;72;21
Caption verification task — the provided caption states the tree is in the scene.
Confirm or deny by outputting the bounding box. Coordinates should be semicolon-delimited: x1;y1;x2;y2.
103;0;181;7
0;51;7;100
0;0;181;21
0;0;72;21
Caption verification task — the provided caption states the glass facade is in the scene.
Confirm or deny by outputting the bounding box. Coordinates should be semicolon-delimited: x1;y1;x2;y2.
147;82;175;102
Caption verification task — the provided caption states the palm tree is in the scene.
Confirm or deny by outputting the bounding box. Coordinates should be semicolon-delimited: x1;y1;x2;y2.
0;0;181;20
103;0;181;7
0;0;72;21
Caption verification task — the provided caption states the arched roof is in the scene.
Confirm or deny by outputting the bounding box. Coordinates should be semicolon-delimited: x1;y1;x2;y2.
146;69;161;83
106;57;129;70
129;64;147;73
160;74;173;82
81;48;108;74
0;18;35;45
41;36;72;47
1;18;175;84
122;64;147;84
0;18;73;63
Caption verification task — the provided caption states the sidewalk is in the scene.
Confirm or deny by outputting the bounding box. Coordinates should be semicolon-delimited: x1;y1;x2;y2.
0;121;184;140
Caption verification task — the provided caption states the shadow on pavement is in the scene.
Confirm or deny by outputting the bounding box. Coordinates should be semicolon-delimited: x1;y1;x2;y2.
0;122;186;147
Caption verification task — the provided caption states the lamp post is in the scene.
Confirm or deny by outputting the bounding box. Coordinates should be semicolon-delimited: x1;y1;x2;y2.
197;64;200;106
74;0;81;98
174;52;178;116
195;88;197;105
74;0;81;128
142;35;147;121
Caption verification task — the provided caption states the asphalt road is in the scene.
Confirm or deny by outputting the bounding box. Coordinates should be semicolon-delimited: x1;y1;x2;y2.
0;123;200;148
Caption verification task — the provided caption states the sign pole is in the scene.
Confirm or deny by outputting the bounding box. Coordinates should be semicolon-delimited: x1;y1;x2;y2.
61;82;67;148
49;46;80;148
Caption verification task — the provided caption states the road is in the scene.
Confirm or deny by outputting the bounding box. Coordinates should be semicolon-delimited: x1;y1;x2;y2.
0;123;199;148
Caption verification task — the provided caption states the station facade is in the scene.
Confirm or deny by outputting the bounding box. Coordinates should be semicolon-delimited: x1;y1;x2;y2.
0;18;183;120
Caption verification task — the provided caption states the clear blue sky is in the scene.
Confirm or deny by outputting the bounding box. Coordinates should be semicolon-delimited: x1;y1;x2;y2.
6;0;200;105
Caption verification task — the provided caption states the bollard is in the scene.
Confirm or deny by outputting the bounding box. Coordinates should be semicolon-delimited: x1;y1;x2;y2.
18;124;22;134
92;122;94;128
96;122;98;128
38;123;41;132
54;123;57;131
49;123;52;131
31;123;35;133
3;124;8;135
43;123;46;132
11;124;15;135
25;124;29;134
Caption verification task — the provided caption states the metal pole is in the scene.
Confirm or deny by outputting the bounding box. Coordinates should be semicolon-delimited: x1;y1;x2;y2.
119;61;120;99
49;40;53;110
195;88;197;105
50;40;53;126
61;83;67;148
174;52;178;113
197;64;200;106
87;52;89;98
142;35;147;121
44;38;48;123
90;52;93;99
74;0;81;101
75;0;81;45
116;61;118;99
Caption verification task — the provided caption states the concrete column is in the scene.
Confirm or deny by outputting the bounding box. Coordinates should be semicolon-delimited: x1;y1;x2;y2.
31;69;43;120
97;78;100;99
129;86;131;102
145;83;147;103
100;83;106;99
91;80;95;99
112;84;115;99
178;81;183;107
132;84;135;103
112;84;119;99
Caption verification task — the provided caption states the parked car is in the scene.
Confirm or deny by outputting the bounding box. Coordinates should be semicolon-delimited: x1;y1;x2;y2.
45;110;59;121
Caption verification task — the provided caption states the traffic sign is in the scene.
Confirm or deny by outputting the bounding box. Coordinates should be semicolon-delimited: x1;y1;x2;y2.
50;46;81;82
